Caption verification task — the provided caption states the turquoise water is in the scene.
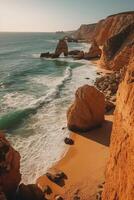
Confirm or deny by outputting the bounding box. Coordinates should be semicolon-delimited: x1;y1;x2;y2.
0;32;97;183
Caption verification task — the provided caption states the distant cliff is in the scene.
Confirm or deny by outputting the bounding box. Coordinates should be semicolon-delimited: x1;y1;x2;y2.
73;23;96;42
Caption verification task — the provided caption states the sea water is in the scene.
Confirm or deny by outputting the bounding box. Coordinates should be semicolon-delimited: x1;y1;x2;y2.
0;32;98;183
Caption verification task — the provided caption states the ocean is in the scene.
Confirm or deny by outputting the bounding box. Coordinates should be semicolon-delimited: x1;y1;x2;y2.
0;32;98;183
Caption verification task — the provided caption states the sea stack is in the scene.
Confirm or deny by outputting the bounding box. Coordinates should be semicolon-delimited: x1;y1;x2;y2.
55;39;68;57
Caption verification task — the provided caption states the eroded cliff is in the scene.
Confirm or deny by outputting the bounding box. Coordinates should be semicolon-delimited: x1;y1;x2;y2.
93;11;134;45
102;48;134;200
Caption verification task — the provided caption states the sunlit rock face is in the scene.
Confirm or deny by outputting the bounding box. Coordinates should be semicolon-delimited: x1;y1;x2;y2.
102;48;134;200
93;11;134;45
100;23;134;71
67;85;105;132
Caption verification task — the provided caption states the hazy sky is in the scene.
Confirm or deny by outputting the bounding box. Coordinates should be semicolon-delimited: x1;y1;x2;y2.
0;0;134;32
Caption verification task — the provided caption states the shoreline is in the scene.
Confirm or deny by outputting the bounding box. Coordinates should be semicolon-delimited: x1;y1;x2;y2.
36;61;114;199
37;113;113;199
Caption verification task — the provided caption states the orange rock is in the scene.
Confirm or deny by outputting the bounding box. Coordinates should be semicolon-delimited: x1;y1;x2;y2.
67;85;105;132
100;23;134;71
102;48;134;200
0;133;21;199
93;11;134;45
84;40;102;59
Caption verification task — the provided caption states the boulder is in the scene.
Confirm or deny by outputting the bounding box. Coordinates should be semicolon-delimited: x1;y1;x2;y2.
0;133;21;199
46;168;65;184
84;40;102;60
73;51;84;60
55;39;68;57
67;85;105;132
17;184;45;200
64;137;74;145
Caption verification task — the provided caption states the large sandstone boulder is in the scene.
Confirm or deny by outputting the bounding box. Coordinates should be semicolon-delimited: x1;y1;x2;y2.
0;133;21;199
55;39;68;57
67;85;105;132
84;40;102;60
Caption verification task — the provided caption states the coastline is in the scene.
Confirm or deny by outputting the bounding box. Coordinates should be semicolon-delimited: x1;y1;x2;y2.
37;113;113;199
36;60;114;199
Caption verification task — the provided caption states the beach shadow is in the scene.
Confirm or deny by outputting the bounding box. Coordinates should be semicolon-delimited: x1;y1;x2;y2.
76;120;113;147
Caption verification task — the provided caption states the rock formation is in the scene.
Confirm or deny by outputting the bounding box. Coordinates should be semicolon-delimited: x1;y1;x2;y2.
0;133;21;199
67;85;105;132
40;39;68;58
55;39;68;57
102;47;134;200
84;40;102;59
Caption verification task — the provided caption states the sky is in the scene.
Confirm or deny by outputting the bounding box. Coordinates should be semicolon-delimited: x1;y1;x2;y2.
0;0;134;32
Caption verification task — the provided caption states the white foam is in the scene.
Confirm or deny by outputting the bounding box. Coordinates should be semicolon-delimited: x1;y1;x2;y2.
5;42;98;184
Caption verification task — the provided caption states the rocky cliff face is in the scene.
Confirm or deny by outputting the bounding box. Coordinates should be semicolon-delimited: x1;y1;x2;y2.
73;23;96;42
102;48;134;200
93;11;134;45
100;23;134;70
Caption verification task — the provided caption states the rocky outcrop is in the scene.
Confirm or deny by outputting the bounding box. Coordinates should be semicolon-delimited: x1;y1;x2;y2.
93;11;134;45
40;39;68;58
95;72;122;102
100;23;134;70
102;48;134;200
55;39;68;57
73;23;97;42
84;40;102;60
0;133;21;199
67;85;105;132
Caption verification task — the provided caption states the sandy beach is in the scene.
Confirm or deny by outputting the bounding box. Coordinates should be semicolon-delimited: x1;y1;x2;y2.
37;113;113;200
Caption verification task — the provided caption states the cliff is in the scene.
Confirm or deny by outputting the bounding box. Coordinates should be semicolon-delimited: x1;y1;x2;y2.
73;23;96;42
102;47;134;200
100;23;134;70
93;11;134;45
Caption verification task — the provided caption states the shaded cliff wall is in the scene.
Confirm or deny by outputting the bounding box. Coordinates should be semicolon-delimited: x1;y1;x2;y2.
102;48;134;200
